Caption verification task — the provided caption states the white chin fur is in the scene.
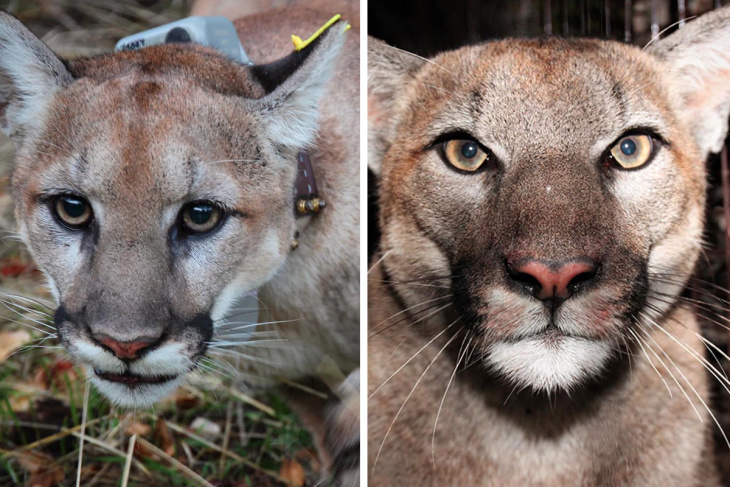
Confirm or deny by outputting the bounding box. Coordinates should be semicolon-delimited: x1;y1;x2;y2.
486;336;611;392
89;370;186;408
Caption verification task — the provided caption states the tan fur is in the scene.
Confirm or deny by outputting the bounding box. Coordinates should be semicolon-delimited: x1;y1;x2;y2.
368;7;730;486
0;1;358;482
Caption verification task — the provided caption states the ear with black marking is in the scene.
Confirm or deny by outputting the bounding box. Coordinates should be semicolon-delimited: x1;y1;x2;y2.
0;10;72;140
249;20;348;150
649;6;730;158
367;38;423;175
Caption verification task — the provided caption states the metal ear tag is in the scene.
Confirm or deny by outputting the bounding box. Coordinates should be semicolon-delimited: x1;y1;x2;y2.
115;16;253;65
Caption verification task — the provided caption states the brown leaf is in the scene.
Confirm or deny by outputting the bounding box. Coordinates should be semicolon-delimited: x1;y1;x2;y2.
171;389;200;409
17;451;64;487
153;418;175;456
34;360;77;391
133;439;160;461
26;468;64;487
125;420;151;437
279;458;306;487
0;329;31;363
16;451;53;473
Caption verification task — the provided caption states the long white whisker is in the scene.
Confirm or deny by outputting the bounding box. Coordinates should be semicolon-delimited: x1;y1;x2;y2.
638;314;730;449
370;302;453;339
431;333;471;468
626;327;673;398
372;329;462;474
370;318;459;399
368;251;390;274
373;294;453;329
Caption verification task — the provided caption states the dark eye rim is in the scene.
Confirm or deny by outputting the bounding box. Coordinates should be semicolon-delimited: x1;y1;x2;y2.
50;194;94;230
429;131;498;174
178;200;227;236
604;129;666;172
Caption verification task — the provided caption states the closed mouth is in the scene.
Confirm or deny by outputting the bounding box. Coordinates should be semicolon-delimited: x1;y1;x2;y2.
94;369;177;387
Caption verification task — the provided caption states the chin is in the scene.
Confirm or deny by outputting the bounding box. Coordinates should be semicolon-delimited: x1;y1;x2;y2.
485;336;612;393
88;367;187;408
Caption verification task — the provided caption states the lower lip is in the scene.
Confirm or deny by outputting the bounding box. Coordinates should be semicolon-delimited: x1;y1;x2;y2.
94;370;177;386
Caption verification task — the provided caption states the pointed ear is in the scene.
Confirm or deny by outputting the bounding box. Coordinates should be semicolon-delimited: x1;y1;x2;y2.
367;38;423;175
249;20;348;150
649;6;730;157
0;11;72;139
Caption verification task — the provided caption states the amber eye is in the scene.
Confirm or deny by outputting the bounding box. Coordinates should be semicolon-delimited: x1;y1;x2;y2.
180;201;223;235
443;139;490;172
609;134;654;169
53;195;93;229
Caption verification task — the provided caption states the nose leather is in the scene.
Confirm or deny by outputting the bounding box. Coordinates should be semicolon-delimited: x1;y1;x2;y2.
93;333;159;359
508;259;598;300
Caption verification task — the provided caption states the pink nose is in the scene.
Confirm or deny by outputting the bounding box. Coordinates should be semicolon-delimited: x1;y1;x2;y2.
507;259;598;300
93;333;159;360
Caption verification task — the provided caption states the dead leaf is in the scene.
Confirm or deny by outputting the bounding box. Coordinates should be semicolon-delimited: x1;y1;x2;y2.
0;257;37;278
279;458;306;487
133;440;160;461
17;451;64;487
27;468;64;487
125;420;151;437
153;418;175;456
16;451;53;473
8;395;30;412
0;329;31;362
34;360;76;391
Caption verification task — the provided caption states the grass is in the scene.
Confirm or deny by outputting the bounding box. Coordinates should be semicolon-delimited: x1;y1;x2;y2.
0;298;319;486
0;0;317;485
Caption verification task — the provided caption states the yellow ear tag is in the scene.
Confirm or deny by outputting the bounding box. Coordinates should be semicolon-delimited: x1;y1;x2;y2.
291;14;350;51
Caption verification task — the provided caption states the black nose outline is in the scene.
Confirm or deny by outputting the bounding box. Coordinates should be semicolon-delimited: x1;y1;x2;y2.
504;257;600;302
54;305;215;362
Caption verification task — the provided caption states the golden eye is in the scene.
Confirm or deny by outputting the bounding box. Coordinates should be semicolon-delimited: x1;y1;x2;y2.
443;139;489;172
609;134;654;169
54;195;93;229
181;202;223;234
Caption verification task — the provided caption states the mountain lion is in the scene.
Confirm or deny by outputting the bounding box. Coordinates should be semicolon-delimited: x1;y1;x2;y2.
0;2;359;482
368;6;730;486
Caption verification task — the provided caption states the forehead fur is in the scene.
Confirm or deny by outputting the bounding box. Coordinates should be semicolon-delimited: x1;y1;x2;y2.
68;44;266;99
382;37;702;190
11;47;292;217
403;37;675;143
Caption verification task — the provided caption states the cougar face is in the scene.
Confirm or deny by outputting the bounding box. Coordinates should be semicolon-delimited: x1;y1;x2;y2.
0;12;346;406
370;33;714;392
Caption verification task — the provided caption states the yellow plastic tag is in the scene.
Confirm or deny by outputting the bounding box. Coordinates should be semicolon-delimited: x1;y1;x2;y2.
291;14;350;51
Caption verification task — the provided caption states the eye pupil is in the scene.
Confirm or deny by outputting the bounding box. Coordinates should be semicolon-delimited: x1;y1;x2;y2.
62;198;86;218
189;205;212;225
181;201;223;235
461;142;478;159
620;139;637;156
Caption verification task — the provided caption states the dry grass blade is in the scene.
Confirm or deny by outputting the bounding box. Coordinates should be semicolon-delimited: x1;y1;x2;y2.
160;418;288;484
2;416;111;459
227;387;276;416
219;401;234;478
135;436;216;487
279;379;328;400
121;434;137;487
70;432;150;476
75;380;89;487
